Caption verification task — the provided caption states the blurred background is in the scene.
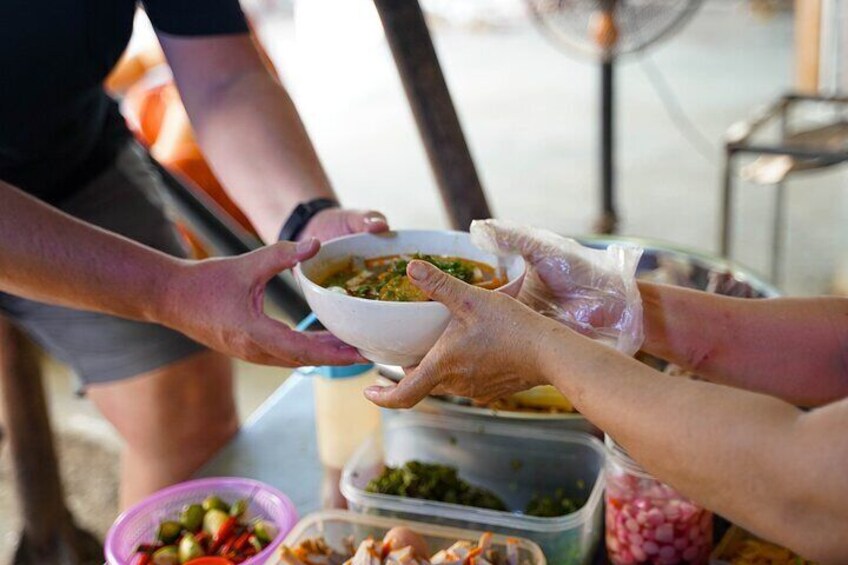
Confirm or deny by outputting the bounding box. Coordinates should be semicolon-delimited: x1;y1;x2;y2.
2;0;847;561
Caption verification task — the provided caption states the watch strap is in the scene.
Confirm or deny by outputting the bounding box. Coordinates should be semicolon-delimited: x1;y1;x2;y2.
277;198;339;241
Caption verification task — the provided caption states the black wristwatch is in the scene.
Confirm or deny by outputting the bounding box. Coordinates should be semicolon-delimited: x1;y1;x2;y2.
277;198;339;241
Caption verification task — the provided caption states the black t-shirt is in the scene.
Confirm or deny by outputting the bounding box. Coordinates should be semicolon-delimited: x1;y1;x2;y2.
0;1;249;203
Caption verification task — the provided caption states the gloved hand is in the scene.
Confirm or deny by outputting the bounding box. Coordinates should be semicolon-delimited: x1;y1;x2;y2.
470;219;644;355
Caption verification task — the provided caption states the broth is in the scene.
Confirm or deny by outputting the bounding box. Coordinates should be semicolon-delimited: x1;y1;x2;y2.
319;253;505;302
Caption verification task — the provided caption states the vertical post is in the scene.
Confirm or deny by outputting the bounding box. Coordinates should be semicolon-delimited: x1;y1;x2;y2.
720;148;735;258
771;104;791;284
372;0;492;230
771;180;787;283
794;0;822;93
0;321;101;563
597;58;617;234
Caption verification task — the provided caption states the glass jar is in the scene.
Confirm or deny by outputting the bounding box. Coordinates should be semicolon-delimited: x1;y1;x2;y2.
605;436;713;565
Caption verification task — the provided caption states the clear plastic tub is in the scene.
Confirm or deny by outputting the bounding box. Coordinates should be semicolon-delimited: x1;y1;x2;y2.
275;509;546;564
341;414;606;564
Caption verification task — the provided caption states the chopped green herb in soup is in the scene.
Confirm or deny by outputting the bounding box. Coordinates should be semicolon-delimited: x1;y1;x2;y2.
320;253;505;302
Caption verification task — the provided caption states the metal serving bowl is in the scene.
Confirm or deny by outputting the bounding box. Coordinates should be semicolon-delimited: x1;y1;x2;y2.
379;236;780;433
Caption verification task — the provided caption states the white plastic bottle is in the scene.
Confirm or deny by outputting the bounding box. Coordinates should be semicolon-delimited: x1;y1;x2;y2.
313;364;381;471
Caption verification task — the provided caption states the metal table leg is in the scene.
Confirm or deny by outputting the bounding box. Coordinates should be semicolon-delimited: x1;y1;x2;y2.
720;148;736;258
770;104;791;285
372;0;492;230
771;180;787;283
0;320;102;564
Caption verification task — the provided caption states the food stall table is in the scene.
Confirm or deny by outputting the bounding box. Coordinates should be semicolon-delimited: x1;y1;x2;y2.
197;373;325;517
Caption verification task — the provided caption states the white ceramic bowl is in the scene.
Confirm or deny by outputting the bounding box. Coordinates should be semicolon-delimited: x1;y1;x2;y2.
294;230;526;366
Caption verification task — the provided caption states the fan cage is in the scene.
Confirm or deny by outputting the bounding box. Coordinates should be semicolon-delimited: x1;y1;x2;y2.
525;0;704;60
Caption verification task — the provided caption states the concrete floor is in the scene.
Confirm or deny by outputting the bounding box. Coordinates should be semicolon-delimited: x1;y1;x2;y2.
2;1;847;560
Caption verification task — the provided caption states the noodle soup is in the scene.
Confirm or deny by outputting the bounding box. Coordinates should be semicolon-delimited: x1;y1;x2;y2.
319;254;505;302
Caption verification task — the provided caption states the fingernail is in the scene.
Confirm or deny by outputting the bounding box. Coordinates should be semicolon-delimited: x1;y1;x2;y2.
364;216;386;227
364;385;387;399
296;238;316;253
407;261;427;280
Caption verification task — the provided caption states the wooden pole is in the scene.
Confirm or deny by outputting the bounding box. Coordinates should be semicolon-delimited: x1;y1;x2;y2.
372;0;492;230
795;0;822;93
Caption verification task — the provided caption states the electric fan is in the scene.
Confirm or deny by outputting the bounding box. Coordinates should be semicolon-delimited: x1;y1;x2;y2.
525;0;703;233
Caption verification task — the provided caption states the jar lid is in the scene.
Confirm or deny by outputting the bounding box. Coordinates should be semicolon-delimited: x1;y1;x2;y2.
311;364;375;379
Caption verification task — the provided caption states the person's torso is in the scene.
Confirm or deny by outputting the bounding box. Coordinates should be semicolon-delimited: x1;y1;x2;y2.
0;0;136;202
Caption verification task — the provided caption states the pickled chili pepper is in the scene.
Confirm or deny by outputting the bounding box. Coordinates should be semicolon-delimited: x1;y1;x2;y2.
218;538;236;556
136;554;152;565
233;532;251;552
194;531;210;547
209;516;237;554
216;516;237;543
135;543;162;554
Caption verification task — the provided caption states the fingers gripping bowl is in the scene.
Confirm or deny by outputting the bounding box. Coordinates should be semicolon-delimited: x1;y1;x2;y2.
294;231;526;366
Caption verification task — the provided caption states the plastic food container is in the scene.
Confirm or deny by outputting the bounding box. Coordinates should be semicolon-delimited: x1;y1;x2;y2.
105;477;298;565
341;414;605;564
604;437;713;564
273;509;546;564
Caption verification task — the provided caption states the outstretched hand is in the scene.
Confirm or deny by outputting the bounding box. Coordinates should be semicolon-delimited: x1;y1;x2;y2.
471;219;644;355
299;208;389;242
161;238;365;367
364;260;554;409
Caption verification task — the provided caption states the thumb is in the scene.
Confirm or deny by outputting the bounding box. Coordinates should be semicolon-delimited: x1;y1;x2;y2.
406;260;479;313
364;362;439;409
251;238;320;282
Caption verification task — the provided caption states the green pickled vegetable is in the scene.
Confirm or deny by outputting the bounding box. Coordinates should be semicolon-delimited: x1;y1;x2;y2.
202;508;230;536
178;533;205;563
156;521;182;545
180;503;205;533
152;545;179;565
252;519;277;544
228;498;248;518
525;488;583;517
249;534;264;552
365;461;507;512
202;495;229;513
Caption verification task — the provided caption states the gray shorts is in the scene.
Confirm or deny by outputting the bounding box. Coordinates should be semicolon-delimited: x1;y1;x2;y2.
0;142;206;388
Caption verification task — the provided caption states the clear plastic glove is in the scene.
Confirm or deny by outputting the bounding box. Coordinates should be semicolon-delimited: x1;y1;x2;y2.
471;219;644;355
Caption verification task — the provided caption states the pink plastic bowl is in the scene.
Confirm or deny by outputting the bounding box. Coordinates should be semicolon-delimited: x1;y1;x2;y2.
105;477;298;565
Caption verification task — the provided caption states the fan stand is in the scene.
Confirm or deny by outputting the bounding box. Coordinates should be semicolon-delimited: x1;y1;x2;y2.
591;5;620;234
596;57;617;234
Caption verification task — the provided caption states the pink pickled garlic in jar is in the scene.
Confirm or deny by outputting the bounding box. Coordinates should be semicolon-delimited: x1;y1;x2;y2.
604;436;713;565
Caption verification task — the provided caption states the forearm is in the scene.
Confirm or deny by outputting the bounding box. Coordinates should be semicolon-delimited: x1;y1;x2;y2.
181;65;334;243
538;327;848;561
0;182;179;322
639;281;848;405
